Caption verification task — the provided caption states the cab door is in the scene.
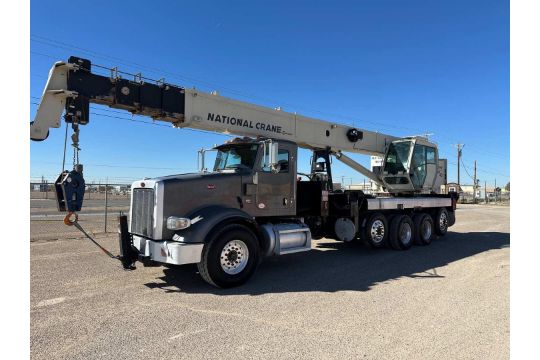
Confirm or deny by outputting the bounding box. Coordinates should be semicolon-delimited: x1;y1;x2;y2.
254;142;297;216
410;144;438;191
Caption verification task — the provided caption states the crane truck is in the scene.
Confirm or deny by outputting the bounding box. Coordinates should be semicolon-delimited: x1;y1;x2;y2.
31;56;457;288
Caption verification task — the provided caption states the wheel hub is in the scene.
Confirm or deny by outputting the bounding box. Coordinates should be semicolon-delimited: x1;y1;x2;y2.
422;221;432;239
399;223;412;245
227;250;238;262
220;240;249;275
440;213;448;230
370;220;385;243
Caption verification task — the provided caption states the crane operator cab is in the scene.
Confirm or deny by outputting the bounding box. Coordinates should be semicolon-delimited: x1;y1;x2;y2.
381;137;441;194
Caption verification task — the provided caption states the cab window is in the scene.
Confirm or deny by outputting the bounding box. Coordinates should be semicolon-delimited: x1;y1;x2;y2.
384;141;412;174
426;147;436;164
261;149;289;173
213;144;258;172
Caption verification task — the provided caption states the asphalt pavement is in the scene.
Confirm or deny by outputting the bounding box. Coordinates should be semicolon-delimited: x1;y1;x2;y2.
30;205;509;360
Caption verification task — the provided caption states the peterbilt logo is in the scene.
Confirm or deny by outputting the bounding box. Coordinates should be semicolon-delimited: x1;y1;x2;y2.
206;113;283;134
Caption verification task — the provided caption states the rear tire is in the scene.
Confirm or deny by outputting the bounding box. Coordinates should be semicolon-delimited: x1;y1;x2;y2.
363;213;388;248
413;213;434;245
434;208;449;236
389;215;414;250
197;223;260;288
448;211;456;227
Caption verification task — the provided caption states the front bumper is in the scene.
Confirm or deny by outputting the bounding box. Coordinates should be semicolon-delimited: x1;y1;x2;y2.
132;235;204;265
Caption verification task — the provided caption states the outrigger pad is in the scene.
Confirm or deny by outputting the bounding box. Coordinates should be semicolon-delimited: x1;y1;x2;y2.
55;166;85;212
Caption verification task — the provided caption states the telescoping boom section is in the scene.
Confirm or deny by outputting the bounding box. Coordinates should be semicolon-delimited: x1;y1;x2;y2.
31;57;396;154
30;56;457;288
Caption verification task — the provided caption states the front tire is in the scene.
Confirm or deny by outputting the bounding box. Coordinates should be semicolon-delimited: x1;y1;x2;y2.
197;223;260;288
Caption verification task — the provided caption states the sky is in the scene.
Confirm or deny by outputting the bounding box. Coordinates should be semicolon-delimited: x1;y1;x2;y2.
30;0;509;188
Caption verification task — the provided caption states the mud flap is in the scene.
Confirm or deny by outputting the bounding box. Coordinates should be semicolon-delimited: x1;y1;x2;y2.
118;215;137;270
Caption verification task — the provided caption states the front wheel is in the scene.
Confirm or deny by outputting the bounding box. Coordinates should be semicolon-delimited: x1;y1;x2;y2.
197;224;260;288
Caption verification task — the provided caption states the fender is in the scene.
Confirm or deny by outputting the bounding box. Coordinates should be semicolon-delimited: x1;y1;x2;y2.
172;205;258;244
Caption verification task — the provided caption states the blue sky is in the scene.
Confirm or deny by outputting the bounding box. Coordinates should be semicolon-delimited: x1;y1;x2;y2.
30;0;509;187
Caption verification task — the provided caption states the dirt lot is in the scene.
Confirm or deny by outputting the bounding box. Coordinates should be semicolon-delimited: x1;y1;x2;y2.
30;205;509;360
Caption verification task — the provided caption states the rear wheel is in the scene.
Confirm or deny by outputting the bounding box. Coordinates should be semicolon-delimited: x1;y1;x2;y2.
363;213;388;248
448;211;456;227
389;215;414;250
413;213;434;245
434;208;449;236
197;223;260;288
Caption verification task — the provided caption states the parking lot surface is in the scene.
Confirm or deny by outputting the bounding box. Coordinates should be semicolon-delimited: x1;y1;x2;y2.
30;205;509;360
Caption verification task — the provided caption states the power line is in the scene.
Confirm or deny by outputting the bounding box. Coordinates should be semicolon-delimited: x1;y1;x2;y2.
29;37;433;135
31;43;510;161
30;101;233;138
30;39;509;164
460;158;475;181
31;160;195;171
31;98;511;178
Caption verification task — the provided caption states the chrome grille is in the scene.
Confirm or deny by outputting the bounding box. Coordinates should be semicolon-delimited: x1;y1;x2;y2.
131;188;155;237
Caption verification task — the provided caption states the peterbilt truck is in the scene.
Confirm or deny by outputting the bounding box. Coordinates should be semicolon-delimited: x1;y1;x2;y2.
31;56;457;288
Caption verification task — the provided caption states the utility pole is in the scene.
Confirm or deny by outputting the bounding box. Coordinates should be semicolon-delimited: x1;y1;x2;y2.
453;144;464;188
484;180;487;203
473;160;477;203
104;177;109;233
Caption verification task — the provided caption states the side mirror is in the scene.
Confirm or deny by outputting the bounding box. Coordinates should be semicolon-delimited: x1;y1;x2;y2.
198;147;217;172
264;140;279;173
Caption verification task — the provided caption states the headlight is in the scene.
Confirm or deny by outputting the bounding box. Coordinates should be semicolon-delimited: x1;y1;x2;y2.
166;217;191;230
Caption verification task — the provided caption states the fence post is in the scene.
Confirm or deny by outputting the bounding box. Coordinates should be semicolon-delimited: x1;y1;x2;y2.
104;180;108;233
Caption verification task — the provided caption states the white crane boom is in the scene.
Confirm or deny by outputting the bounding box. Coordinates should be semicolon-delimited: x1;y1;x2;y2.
30;58;396;157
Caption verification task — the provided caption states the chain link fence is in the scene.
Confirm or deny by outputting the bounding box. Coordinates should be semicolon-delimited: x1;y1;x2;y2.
30;182;131;241
31;180;510;240
458;191;510;205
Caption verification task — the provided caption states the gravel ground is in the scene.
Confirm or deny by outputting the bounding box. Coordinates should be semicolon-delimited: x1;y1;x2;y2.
30;204;509;360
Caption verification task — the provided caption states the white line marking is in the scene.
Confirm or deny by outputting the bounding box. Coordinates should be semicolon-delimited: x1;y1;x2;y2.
36;297;66;307
168;330;205;340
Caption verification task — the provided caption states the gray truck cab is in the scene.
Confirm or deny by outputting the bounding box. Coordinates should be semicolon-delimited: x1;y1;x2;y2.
127;138;308;283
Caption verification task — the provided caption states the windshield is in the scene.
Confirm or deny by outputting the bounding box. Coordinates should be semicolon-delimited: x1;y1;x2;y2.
213;144;259;172
384;141;412;175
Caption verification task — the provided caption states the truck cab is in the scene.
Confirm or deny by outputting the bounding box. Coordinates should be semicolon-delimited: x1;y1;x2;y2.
127;137;313;287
